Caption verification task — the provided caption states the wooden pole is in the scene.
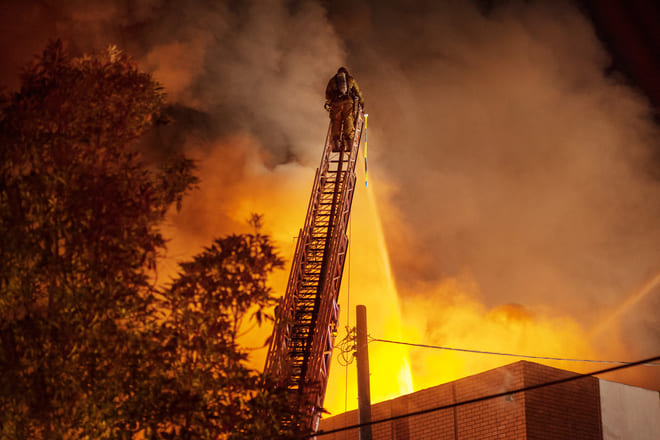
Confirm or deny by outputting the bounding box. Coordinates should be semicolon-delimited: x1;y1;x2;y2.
356;305;373;440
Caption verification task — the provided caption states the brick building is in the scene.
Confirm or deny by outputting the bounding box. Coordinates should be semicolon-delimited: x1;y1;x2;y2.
318;361;660;439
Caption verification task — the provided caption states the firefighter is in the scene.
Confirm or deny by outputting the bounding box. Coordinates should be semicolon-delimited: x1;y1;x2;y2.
325;67;364;152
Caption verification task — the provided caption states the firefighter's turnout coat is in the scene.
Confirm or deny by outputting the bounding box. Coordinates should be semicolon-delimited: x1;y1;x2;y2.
325;69;364;150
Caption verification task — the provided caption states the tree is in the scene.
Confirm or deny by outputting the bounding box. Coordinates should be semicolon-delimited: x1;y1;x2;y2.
146;218;307;439
0;41;302;439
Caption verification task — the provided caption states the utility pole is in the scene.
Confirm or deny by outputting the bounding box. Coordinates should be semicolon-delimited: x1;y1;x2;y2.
356;305;373;440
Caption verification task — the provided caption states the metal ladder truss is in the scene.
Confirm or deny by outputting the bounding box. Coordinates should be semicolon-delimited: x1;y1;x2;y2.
265;105;364;430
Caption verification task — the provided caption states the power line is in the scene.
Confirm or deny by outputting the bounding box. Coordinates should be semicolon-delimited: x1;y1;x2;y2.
344;216;352;438
336;329;356;367
309;354;660;438
369;337;660;366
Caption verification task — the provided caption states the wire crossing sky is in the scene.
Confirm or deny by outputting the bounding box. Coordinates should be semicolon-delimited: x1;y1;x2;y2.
369;337;660;366
310;354;660;438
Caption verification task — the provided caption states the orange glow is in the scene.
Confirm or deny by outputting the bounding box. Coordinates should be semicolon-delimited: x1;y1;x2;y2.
323;173;414;415
399;278;599;390
162;133;316;365
590;271;660;340
164;135;416;414
162;133;605;420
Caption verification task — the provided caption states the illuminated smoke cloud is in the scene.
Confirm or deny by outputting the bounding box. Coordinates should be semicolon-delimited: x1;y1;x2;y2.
1;0;659;394
326;0;660;379
0;0;344;165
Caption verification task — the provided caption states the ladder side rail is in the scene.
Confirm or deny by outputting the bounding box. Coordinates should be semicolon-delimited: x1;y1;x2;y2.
316;233;349;411
305;107;364;415
302;124;333;235
304;228;349;414
305;175;353;394
303;109;363;418
264;121;332;375
324;109;363;275
298;207;345;416
266;106;363;430
265;125;332;376
306;231;349;411
334;113;363;237
297;129;350;388
264;226;301;374
265;221;310;375
265;166;320;375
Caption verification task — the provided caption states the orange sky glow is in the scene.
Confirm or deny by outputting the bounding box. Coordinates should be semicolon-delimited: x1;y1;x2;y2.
161;130;648;417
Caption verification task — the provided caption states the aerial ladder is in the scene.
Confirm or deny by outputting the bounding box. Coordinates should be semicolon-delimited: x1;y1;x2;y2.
265;103;364;433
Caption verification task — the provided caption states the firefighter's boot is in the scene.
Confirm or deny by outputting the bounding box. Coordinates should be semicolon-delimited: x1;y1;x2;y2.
331;138;341;152
343;137;352;151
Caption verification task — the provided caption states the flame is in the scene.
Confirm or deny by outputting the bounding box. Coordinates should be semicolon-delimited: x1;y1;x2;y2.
163;134;416;411
322;175;415;414
398;277;600;390
163;133;605;418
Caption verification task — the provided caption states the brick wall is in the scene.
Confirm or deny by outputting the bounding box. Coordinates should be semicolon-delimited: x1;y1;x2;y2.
522;362;602;440
317;361;603;440
404;386;454;439
453;361;526;439
317;408;359;440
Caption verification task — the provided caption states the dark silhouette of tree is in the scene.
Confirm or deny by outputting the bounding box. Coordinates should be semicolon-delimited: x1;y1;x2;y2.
0;41;303;439
148;218;307;439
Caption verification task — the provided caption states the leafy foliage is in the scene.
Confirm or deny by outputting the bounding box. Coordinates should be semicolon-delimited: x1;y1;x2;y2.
0;41;302;439
146;231;307;439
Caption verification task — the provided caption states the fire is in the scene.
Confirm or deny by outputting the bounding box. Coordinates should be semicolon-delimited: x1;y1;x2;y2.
164;134;416;414
160;133;314;361
398;277;599;390
322;174;415;414
163;132;602;418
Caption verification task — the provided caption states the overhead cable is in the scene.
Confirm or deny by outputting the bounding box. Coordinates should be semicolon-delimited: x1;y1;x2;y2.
336;328;356;367
369;337;660;366
310;354;660;438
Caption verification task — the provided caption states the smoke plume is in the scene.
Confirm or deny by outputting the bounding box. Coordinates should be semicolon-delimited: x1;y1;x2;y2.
2;0;659;408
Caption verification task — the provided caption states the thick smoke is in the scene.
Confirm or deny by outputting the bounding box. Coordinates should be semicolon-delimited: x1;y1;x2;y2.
327;0;660;375
1;0;659;392
0;0;343;164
